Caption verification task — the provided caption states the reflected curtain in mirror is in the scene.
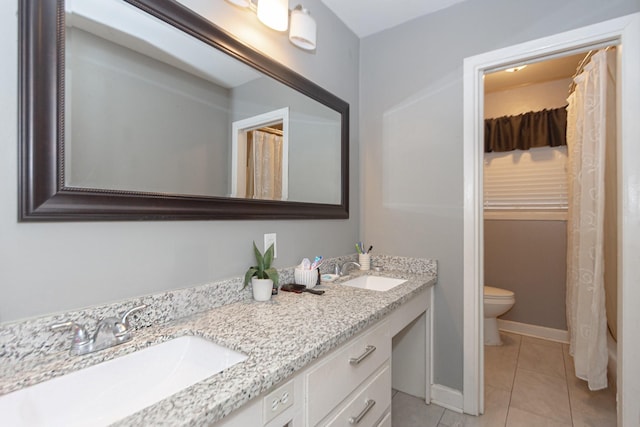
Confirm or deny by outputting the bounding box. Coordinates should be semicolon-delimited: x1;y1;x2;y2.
246;128;284;200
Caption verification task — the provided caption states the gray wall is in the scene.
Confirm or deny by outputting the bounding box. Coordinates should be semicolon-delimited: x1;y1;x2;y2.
68;28;230;196
359;0;640;392
484;220;567;330
0;0;359;322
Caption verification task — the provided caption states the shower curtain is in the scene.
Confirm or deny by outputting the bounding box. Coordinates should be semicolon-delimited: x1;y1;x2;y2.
565;50;608;391
248;130;283;200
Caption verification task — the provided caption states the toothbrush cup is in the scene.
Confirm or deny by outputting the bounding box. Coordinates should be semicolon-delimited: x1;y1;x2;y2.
358;253;371;271
295;268;318;288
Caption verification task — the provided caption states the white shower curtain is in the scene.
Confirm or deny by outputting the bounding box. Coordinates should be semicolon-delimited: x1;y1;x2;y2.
565;50;608;391
251;130;283;200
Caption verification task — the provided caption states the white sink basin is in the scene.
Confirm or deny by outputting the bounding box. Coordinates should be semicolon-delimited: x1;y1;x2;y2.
340;275;407;292
0;336;247;427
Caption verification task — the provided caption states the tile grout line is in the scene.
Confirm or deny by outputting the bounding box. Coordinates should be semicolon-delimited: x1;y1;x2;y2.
503;334;523;426
436;406;445;426
562;346;577;426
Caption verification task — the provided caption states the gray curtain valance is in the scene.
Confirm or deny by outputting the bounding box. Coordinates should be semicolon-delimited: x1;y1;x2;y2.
484;107;567;153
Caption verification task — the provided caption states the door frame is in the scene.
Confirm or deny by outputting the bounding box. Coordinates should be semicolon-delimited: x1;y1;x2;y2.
230;107;290;200
462;13;640;424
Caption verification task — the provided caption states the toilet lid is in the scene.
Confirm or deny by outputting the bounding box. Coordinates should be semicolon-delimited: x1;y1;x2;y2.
484;286;514;299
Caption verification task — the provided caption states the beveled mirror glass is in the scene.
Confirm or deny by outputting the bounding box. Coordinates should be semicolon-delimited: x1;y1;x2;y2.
19;0;349;221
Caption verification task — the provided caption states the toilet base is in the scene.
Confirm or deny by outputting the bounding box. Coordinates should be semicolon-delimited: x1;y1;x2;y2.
484;317;502;346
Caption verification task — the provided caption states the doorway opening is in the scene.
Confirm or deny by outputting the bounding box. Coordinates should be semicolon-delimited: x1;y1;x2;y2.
462;13;640;426
481;48;618;424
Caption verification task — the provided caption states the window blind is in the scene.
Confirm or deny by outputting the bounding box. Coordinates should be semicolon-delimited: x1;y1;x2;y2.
483;146;568;212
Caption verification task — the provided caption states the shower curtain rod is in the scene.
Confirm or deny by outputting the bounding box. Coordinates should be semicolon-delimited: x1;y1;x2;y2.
568;46;616;95
251;126;283;136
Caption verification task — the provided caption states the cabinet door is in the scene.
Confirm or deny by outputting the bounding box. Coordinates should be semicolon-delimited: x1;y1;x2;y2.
375;411;391;427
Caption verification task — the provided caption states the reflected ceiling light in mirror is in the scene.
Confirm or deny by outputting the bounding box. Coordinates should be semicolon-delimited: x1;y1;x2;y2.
225;0;317;50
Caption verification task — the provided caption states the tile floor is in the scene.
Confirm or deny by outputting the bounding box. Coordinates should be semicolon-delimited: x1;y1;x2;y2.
391;332;617;426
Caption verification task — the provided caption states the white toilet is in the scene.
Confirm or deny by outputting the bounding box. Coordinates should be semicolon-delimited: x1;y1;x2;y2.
484;286;515;345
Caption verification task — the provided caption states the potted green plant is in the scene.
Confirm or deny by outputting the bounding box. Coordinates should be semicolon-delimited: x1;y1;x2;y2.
244;242;279;301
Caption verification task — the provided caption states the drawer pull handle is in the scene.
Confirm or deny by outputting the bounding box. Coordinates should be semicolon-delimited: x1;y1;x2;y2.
349;345;376;365
348;399;376;424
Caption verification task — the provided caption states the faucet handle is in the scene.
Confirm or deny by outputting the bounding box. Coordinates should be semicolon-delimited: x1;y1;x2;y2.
51;321;89;346
119;304;147;329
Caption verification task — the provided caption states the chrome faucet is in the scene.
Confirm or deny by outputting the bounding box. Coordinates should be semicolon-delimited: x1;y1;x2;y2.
51;304;146;356
339;261;361;276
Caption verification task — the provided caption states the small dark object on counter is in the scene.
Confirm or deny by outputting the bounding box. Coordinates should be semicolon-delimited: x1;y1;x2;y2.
280;283;325;295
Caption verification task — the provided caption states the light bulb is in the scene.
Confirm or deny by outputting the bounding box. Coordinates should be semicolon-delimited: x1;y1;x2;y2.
257;0;288;32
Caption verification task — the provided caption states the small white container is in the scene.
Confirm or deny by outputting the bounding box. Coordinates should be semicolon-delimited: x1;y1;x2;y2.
321;273;339;283
295;268;318;288
358;253;371;271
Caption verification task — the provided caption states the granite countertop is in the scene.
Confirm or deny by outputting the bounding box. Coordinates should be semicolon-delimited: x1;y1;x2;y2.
0;268;436;426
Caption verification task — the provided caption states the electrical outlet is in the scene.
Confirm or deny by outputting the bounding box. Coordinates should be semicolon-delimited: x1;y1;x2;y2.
264;233;277;258
263;380;294;424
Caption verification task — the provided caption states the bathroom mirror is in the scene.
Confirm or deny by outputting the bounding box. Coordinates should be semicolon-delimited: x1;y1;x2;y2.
18;0;349;221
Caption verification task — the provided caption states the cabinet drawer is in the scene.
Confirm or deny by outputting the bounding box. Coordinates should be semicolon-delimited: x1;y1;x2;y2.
306;321;390;426
324;363;391;427
375;411;391;427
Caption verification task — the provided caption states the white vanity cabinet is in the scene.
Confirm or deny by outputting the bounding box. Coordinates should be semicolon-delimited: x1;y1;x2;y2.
213;286;432;427
216;321;391;427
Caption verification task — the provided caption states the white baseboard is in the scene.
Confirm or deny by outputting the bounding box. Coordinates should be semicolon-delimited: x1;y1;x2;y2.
498;319;569;343
430;384;463;413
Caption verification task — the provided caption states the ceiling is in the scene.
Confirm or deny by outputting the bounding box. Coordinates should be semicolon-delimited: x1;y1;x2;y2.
317;0;587;93
484;53;586;93
320;0;469;38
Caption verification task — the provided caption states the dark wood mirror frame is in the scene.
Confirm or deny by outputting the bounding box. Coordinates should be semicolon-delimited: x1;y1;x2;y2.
18;0;349;221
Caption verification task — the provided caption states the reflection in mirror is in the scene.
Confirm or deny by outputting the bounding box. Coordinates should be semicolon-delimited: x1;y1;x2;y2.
63;0;341;204
231;108;289;201
242;124;286;200
18;0;349;221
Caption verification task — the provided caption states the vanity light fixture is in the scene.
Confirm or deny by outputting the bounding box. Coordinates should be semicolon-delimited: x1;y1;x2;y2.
225;0;317;50
289;5;316;50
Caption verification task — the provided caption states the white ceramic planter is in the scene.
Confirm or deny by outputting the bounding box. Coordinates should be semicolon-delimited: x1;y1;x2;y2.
251;277;273;302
